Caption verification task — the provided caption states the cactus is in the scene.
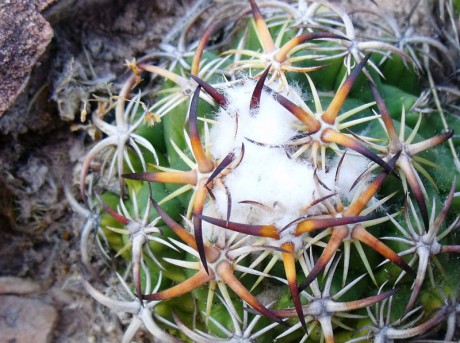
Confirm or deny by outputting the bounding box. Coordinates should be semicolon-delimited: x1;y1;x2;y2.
73;0;460;342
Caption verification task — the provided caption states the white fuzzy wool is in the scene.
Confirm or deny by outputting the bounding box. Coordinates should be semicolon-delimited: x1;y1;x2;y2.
319;152;372;204
209;80;298;160
209;81;316;226
223;148;316;225
205;80;371;242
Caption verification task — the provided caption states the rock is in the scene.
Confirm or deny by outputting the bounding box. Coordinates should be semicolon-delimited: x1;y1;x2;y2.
0;296;57;343
0;277;42;295
0;1;53;117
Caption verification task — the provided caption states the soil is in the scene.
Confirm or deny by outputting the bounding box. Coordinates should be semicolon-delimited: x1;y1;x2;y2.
0;0;456;342
0;0;205;341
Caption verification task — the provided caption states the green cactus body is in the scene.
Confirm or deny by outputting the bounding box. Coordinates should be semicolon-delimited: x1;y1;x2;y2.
76;1;460;342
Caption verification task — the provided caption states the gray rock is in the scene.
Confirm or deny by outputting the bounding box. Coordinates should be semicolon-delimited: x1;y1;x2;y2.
0;296;57;343
0;277;42;295
0;1;53;117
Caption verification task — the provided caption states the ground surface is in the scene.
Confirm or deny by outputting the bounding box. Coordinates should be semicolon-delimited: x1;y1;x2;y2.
0;0;199;341
0;0;455;342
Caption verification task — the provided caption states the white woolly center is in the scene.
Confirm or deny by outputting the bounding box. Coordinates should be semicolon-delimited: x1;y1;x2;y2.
202;79;370;244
